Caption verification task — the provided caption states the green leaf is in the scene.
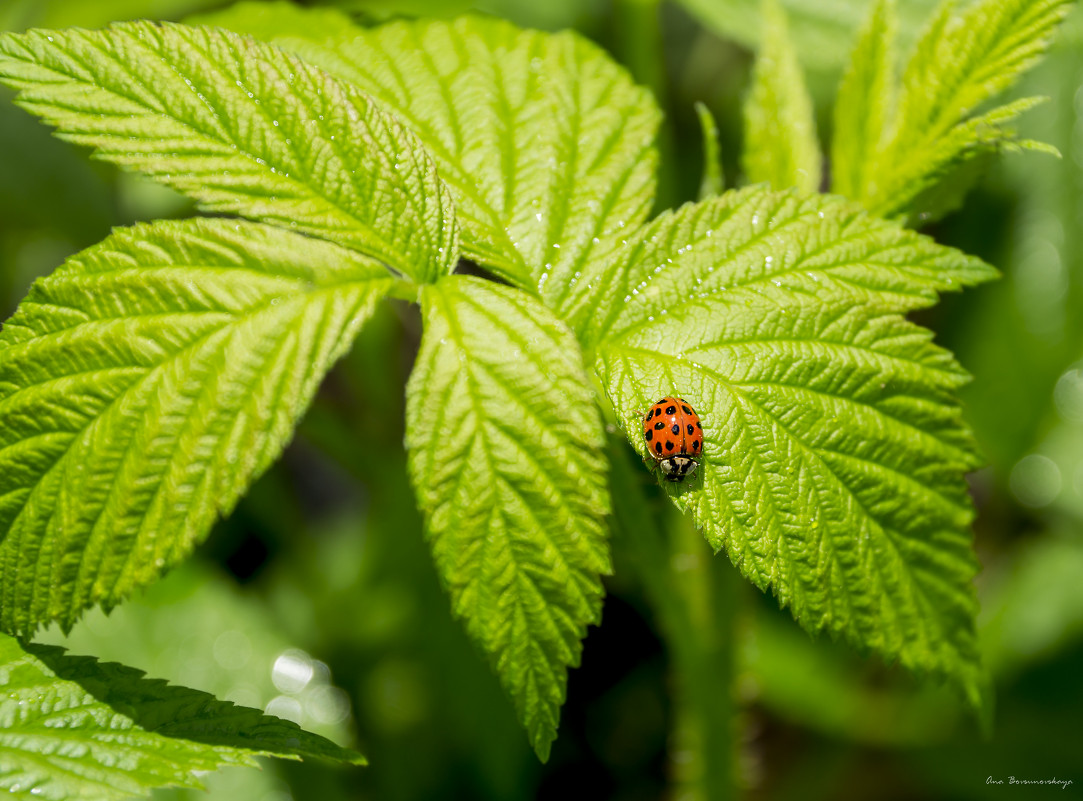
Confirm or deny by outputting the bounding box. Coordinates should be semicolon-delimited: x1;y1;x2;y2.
741;0;821;192
0;21;458;283
831;0;897;200
859;0;1072;221
0;633;362;800
405;275;610;761
695;101;724;200
186;5;662;331
0;219;392;636
594;186;995;713
674;0;939;72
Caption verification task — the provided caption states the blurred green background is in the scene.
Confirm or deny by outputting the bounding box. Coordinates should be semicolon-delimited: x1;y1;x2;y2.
2;0;1082;799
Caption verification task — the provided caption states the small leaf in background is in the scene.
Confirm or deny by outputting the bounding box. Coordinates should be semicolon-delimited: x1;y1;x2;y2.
0;22;458;282
674;0;939;72
694;100;724;199
852;0;1073;222
38;561;357;746
405;275;611;760
0;633;362;801
188;5;662;334
594;186;995;714
831;0;897;201
741;0;821;192
0;219;392;636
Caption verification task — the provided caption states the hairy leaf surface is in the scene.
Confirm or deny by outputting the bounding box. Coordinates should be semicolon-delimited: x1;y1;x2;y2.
0;22;457;282
0;634;361;800
854;0;1072;221
405;275;610;760
189;4;661;330
0;219;392;635
594;187;995;710
742;0;821;193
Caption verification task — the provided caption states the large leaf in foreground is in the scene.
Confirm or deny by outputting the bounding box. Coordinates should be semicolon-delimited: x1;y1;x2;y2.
0;220;392;636
594;187;995;711
0;22;458;282
405;276;610;760
0;634;361;800
190;4;661;325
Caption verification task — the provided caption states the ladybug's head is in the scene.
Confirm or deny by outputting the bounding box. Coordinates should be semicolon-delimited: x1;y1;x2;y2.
660;455;698;482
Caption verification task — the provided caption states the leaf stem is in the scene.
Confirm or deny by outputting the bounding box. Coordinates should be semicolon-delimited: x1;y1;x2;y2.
666;503;740;801
608;441;739;801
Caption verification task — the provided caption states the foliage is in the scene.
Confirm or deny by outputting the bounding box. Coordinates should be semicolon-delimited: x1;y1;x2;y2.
405;276;610;759
0;0;1073;797
832;0;1073;223
741;0;821;192
0;632;361;800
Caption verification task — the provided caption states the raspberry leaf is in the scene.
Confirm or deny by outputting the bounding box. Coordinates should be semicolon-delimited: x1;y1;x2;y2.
187;5;662;329
742;0;821;192
838;0;1072;222
405;275;610;761
0;633;362;800
594;186;996;716
0;22;458;282
0;219;393;635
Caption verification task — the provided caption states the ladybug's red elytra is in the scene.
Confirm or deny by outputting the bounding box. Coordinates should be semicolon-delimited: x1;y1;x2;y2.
643;396;702;482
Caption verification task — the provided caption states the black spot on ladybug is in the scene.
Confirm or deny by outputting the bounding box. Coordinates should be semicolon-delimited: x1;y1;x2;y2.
671;424;679;435
645;408;653;419
696;422;702;430
687;424;694;434
655;421;664;430
665;441;675;451
682;405;691;415
666;405;676;415
655;442;662;455
692;440;700;451
645;429;653;441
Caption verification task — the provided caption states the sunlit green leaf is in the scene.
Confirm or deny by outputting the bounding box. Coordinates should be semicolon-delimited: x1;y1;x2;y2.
0;22;458;282
858;0;1072;221
741;0;821;192
0;219;392;635
188;4;661;332
594;186;995;713
831;0;897;200
405;275;610;760
674;0;938;72
0;633;361;801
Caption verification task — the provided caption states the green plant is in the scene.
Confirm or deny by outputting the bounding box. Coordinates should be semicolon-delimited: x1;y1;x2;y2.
0;0;1071;798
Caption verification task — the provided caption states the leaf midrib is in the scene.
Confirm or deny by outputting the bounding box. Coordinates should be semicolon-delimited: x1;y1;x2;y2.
434;286;599;609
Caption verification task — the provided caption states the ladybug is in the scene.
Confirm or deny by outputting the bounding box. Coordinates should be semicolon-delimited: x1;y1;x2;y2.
643;396;703;482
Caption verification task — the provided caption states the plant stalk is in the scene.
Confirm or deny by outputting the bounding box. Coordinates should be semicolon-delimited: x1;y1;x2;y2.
608;443;739;801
